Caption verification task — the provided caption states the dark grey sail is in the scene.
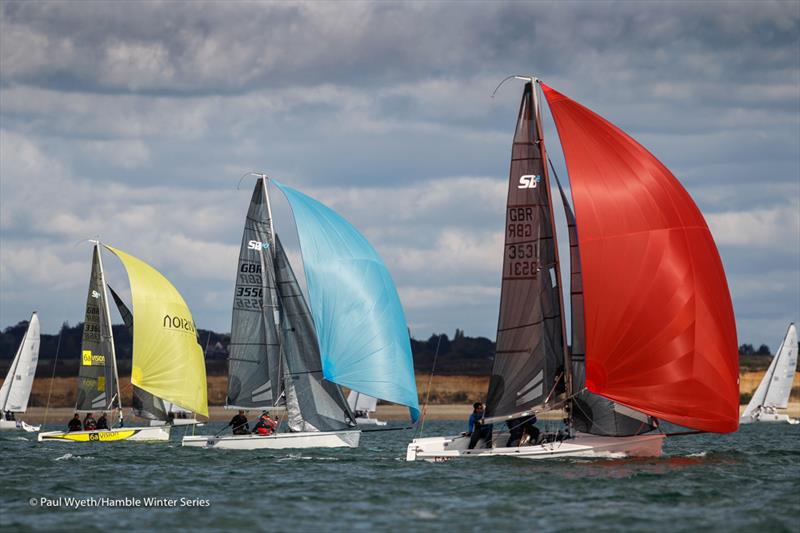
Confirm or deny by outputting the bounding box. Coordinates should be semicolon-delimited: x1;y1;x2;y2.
227;181;282;408
76;245;118;412
274;236;355;432
485;82;566;423
552;169;656;436
108;285;168;422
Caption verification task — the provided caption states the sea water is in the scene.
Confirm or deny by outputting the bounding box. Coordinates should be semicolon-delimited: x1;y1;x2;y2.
0;420;797;532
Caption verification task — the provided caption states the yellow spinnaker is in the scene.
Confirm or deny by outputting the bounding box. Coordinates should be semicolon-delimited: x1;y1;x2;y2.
104;245;208;417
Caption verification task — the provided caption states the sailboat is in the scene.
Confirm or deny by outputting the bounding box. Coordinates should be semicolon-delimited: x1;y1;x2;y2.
182;175;419;450
0;312;41;432
347;391;387;426
740;323;798;424
406;77;740;461
38;242;208;442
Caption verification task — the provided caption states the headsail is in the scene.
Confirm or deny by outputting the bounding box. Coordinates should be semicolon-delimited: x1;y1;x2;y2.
227;181;281;409
742;323;798;418
108;285;169;421
274;180;420;422
542;83;739;433
76;245;118;412
553;173;656;436
104;245;208;417
0;312;40;413
274;236;354;432
485;82;566;423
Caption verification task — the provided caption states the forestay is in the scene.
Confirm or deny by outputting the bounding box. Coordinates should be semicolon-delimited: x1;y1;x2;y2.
274;180;420;422
0;312;40;413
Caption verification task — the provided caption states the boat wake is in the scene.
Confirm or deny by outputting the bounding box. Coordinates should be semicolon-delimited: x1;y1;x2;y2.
54;453;94;461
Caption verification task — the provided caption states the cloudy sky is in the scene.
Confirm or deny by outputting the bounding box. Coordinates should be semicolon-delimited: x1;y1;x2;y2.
1;1;798;350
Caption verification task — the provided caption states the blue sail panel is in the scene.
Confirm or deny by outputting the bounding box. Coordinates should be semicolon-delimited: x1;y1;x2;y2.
274;181;420;422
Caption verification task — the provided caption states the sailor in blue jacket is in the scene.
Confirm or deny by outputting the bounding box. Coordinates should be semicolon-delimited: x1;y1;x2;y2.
467;402;493;449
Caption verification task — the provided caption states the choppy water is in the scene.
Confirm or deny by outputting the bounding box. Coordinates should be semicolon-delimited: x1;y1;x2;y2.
0;420;797;532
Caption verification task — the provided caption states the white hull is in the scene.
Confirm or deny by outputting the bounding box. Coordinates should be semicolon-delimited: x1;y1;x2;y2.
37;426;170;443
740;412;800;425
356;417;387;426
406;432;665;461
181;429;361;450
0;419;39;432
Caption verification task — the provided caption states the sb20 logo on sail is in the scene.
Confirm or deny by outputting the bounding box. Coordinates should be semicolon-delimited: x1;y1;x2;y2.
247;240;270;251
518;175;541;189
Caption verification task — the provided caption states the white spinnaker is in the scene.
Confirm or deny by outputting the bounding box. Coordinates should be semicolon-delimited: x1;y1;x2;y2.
0;313;40;413
347;391;378;413
742;323;798;418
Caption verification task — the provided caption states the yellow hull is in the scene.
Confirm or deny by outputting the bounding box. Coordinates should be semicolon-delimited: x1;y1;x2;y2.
37;426;170;442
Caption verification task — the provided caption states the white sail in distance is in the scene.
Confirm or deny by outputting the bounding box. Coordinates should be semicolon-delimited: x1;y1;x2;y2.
0;312;40;413
742;323;798;419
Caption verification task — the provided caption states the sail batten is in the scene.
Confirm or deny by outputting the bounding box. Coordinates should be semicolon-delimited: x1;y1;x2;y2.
542;82;739;433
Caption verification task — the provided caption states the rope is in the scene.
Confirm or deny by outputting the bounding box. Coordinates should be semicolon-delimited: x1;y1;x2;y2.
42;324;65;428
414;334;442;439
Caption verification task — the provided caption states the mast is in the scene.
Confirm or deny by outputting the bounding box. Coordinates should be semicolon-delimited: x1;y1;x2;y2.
93;241;123;424
532;79;573;404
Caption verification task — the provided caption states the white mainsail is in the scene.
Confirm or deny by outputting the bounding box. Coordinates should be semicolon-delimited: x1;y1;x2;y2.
742;323;798;421
0;312;40;413
347;391;378;414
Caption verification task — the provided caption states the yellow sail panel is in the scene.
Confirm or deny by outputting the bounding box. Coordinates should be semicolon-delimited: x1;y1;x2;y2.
104;245;208;417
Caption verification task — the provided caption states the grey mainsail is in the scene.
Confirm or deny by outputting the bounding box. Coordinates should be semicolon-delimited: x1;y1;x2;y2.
108;285;168;422
274;236;355;432
485;82;566;423
76;245;118;412
553;169;656;436
227;181;282;408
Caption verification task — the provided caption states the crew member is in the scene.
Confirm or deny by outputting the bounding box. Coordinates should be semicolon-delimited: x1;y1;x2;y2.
83;412;97;431
228;410;249;435
505;415;539;447
467;402;493;449
67;413;82;432
96;413;109;430
253;411;277;436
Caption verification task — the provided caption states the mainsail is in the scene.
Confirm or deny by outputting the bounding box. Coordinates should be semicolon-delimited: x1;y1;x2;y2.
227;181;281;409
542;83;739;433
105;245;208;417
485;82;567;423
274;180;420;422
553;173;656;436
274;236;354;432
0;312;40;413
76;245;119;412
108;285;169;421
742;323;798;418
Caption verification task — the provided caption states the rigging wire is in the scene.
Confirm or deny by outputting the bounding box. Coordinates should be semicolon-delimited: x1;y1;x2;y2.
414;333;443;439
42;323;65;429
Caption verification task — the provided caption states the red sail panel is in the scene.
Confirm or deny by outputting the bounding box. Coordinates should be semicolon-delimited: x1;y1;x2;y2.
541;83;739;433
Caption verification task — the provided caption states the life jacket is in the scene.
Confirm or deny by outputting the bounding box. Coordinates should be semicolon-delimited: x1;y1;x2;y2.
256;426;269;436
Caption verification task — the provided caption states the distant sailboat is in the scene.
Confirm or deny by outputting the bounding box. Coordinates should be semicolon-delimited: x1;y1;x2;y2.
183;176;418;450
740;323;799;425
406;77;739;461
347;391;387;426
38;242;208;443
0;312;40;432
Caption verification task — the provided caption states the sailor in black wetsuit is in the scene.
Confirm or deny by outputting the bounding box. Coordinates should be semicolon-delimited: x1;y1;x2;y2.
96;413;109;430
505;415;539;447
67;413;82;432
228;410;249;435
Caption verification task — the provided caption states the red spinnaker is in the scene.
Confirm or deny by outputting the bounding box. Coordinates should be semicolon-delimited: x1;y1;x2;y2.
542;83;739;433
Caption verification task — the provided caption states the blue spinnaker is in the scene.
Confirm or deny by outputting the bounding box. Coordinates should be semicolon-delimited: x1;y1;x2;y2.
274;181;420;422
